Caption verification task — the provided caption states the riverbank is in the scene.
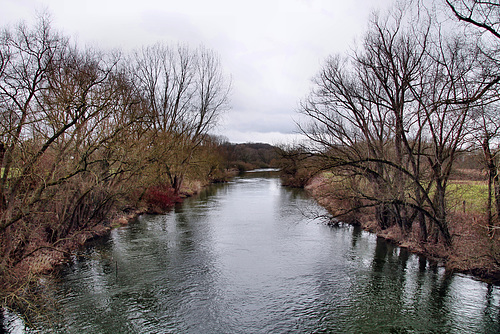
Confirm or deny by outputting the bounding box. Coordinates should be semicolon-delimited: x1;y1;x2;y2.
7;171;499;333
0;171;240;313
305;174;500;284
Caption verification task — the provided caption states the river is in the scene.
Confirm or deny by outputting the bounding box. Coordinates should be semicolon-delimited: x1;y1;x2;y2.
3;170;500;333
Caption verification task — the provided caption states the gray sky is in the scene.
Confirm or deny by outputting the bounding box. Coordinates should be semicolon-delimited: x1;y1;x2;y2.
2;0;394;144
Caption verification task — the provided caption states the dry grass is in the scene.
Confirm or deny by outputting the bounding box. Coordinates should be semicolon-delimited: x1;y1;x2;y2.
447;212;500;279
180;179;205;197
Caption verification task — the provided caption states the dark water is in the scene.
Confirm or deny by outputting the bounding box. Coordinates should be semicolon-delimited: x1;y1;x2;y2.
4;170;500;333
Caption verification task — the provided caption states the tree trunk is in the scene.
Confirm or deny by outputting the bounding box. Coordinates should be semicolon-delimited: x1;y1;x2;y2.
483;135;500;234
434;181;452;245
172;174;184;196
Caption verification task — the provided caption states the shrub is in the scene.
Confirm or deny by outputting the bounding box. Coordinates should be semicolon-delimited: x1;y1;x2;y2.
144;184;182;211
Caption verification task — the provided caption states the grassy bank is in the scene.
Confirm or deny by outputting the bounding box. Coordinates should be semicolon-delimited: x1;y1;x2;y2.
305;173;500;284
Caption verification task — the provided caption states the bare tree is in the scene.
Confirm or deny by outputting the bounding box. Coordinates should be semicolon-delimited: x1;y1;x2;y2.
299;4;433;238
446;0;500;39
0;17;147;274
411;28;487;242
133;43;230;194
299;2;492;245
445;0;500;232
0;15;67;228
468;104;500;230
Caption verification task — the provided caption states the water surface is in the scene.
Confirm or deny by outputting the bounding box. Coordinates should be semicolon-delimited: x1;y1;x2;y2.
4;170;500;333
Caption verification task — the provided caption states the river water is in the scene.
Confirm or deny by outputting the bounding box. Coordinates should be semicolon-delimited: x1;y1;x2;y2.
3;170;500;333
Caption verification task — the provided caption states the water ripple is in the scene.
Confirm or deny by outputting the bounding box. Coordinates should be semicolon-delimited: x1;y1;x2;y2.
8;174;500;333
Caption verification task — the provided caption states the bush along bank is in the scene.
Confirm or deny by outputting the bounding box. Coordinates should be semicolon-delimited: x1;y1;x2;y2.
0;15;234;315
0;168;239;318
303;173;500;285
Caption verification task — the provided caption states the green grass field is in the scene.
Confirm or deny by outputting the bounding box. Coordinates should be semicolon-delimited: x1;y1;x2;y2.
319;170;491;214
0;167;21;179
447;181;489;214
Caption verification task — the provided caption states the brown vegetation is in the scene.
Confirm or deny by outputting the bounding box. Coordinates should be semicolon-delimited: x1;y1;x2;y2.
283;0;500;283
0;15;232;310
219;142;280;172
305;171;500;283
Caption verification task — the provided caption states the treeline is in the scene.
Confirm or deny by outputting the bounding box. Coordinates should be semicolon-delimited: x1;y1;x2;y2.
0;15;230;294
284;0;500;252
219;142;280;171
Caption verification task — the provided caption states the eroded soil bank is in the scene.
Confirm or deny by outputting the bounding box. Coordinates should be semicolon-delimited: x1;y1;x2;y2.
305;174;500;284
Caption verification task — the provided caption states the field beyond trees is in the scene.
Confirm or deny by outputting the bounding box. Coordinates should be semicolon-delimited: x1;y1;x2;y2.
280;0;500;282
2;0;500;317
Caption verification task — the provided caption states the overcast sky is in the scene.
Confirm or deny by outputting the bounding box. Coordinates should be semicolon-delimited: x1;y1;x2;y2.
2;0;394;144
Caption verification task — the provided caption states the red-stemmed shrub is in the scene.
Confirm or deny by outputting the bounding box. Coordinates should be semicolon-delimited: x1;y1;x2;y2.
145;184;182;211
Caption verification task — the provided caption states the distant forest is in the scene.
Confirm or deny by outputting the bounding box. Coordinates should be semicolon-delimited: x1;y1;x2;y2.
219;142;280;171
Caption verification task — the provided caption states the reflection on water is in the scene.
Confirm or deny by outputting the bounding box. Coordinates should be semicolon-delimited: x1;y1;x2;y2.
4;170;500;333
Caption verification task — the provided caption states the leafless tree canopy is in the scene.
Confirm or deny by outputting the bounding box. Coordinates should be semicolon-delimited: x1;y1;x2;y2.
446;0;500;39
298;1;500;244
0;15;231;283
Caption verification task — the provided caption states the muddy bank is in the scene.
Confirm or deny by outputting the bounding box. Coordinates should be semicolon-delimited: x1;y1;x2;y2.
305;174;500;285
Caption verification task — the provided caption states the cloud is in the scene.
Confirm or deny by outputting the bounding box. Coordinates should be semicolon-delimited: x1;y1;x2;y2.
141;10;202;44
3;0;395;144
225;108;297;133
220;130;307;145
